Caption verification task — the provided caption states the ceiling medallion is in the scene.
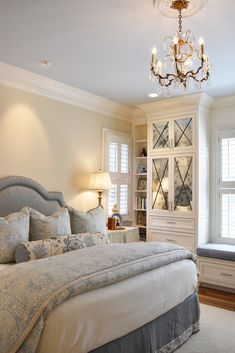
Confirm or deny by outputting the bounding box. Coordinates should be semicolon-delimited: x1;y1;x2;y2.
150;0;211;96
156;0;208;18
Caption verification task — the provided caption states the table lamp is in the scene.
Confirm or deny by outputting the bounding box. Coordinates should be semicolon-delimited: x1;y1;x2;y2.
89;170;112;207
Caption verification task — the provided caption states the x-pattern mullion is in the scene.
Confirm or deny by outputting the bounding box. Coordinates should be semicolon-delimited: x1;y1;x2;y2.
175;119;192;147
174;158;192;210
152;159;168;209
153;123;169;149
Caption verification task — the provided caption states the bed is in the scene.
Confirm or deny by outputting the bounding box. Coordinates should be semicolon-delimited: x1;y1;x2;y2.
0;176;199;353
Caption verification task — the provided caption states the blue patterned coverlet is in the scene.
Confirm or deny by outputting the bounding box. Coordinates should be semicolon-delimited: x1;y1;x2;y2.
0;242;195;353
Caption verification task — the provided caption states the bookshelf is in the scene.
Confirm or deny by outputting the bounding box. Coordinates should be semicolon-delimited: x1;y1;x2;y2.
133;123;148;241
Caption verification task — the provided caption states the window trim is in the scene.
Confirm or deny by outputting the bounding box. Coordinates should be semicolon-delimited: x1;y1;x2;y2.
216;128;235;245
102;128;132;220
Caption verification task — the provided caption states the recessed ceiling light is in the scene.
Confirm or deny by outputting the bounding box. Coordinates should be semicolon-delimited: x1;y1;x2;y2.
40;60;52;67
148;93;159;98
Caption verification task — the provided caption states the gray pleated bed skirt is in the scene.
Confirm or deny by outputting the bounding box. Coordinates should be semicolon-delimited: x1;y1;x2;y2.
90;292;200;353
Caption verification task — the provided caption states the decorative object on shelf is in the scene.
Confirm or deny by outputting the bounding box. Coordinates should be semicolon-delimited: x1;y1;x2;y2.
112;203;119;214
138;177;147;191
89;170;112;207
141;147;147;157
112;213;125;230
150;0;211;96
137;165;147;174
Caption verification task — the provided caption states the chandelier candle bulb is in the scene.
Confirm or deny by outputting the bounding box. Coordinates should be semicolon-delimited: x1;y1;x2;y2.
199;38;204;57
173;37;178;55
151;47;157;67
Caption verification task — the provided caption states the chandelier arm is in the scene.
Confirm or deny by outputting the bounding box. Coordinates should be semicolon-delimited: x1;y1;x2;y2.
184;66;210;82
151;69;177;87
151;70;177;81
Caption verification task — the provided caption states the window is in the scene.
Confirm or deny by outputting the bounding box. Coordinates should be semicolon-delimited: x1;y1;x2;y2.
217;129;235;243
103;129;131;219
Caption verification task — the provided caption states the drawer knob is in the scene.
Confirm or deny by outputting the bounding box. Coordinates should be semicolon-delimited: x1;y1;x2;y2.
166;221;176;225
166;239;176;243
220;273;233;277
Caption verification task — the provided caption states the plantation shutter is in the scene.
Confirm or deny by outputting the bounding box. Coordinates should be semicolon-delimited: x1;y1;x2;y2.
219;133;235;240
103;130;131;219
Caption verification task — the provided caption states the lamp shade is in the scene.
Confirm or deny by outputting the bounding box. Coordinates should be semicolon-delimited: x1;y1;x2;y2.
89;170;112;191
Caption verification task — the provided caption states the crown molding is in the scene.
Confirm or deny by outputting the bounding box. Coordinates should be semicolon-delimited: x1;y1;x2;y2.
0;62;132;122
211;95;235;112
137;92;214;118
131;107;147;125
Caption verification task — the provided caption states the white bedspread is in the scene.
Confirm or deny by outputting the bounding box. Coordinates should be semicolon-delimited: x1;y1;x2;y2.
36;259;197;353
0;263;14;271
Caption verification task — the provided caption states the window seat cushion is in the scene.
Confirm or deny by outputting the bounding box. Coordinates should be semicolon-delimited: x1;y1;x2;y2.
196;243;235;261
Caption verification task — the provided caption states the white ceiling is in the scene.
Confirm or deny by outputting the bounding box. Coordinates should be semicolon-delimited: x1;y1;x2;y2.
1;0;235;107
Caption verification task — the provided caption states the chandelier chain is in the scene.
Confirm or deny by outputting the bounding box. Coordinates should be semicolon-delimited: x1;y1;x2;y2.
178;10;183;32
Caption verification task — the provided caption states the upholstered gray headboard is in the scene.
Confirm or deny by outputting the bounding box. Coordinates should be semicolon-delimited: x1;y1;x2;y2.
0;176;66;217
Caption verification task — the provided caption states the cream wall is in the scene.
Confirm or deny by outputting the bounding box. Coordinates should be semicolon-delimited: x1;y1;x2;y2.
210;95;235;242
0;84;131;211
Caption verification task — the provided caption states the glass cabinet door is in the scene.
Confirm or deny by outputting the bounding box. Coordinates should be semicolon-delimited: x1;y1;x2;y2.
152;158;169;211
152;121;170;150
174;117;193;148
174;156;193;213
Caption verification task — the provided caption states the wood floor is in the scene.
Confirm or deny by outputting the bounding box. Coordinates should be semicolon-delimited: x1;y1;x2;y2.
199;286;235;311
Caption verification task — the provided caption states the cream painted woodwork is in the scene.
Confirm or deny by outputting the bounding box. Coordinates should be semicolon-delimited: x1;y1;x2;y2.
132;122;148;241
138;93;213;252
198;257;235;290
149;230;195;252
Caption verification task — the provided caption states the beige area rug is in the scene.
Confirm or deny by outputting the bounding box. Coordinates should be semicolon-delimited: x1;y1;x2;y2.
176;304;235;353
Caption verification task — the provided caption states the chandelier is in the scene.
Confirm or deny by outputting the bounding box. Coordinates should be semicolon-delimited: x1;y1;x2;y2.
150;0;211;95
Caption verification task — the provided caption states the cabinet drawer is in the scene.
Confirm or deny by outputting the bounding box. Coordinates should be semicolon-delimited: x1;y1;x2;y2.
149;230;194;251
198;259;235;289
149;216;195;232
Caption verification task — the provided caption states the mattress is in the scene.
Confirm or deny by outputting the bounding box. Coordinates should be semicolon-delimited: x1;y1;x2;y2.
36;258;197;353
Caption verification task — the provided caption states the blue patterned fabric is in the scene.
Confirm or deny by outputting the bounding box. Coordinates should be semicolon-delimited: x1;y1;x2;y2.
0;243;195;353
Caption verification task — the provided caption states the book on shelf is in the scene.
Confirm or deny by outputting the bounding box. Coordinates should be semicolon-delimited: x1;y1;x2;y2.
136;197;147;210
137;210;146;227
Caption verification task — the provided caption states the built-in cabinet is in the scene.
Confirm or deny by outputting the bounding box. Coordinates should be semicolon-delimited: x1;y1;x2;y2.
140;94;213;252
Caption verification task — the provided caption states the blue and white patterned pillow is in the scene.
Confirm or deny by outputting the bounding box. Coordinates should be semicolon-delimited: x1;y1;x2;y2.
15;232;109;263
0;208;29;263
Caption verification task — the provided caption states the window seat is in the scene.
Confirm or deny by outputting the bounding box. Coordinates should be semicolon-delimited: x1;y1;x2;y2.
196;243;235;262
197;243;235;291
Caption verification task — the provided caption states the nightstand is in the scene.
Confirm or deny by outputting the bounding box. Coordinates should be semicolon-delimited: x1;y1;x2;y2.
107;226;139;243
